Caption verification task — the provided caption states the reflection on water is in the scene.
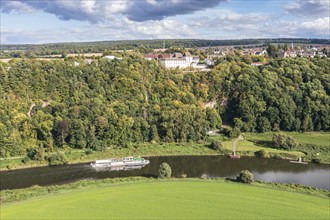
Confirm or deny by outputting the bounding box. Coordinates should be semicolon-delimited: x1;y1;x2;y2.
0;156;329;190
92;165;146;171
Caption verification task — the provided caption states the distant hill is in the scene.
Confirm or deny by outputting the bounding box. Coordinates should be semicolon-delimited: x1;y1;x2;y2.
1;38;329;56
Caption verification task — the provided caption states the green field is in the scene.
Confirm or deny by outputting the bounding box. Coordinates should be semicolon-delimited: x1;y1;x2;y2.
1;180;329;219
246;132;330;148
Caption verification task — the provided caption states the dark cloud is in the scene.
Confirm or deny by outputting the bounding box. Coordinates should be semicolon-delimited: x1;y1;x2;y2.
125;0;224;21
0;0;225;22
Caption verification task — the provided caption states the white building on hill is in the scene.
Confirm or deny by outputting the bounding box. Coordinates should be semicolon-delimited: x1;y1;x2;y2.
159;53;200;69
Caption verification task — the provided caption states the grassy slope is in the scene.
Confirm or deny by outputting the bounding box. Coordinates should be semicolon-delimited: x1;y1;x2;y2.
1;180;329;219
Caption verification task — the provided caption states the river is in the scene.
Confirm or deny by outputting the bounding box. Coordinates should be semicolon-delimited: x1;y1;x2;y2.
0;156;329;190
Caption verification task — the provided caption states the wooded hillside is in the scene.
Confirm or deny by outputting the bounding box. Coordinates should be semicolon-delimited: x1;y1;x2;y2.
0;55;329;157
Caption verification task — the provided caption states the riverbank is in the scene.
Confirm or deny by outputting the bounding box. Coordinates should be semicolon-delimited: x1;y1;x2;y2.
1;177;329;219
1;131;329;171
0;142;218;171
0;142;307;171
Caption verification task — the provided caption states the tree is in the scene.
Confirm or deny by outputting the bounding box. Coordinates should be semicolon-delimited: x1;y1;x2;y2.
54;119;70;146
272;133;298;150
254;149;268;158
158;162;172;178
283;43;288;51
229;127;241;138
150;124;159;142
206;108;222;129
257;117;271;133
236;170;254;184
266;45;277;57
61;51;68;58
48;152;68;166
210;140;223;151
233;118;244;131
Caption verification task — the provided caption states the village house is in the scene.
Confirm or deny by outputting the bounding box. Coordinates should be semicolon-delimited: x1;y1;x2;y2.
103;55;123;60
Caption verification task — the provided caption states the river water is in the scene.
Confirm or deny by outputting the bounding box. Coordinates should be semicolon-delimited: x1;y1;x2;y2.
0;156;329;190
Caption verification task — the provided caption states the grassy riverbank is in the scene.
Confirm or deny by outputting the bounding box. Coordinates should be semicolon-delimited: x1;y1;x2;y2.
1;132;329;170
209;131;329;163
0;142;217;170
245;132;330;163
1;177;329;219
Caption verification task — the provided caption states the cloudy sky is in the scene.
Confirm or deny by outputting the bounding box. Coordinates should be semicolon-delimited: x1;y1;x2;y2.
1;0;329;44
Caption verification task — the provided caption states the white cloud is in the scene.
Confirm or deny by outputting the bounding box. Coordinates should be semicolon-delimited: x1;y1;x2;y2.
300;17;330;36
0;17;199;44
1;1;329;44
285;0;329;17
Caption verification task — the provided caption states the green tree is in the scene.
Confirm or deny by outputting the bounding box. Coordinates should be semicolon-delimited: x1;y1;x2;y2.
266;45;277;57
158;162;172;178
236;170;254;184
272;133;298;150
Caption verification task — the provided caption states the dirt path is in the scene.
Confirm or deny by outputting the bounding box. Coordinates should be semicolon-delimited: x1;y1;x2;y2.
233;134;244;155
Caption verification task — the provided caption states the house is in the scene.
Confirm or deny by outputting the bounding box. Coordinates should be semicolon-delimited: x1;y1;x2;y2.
103;55;122;60
159;58;189;68
158;53;172;59
159;52;200;69
173;52;183;58
144;53;159;60
205;58;215;66
255;50;267;56
251;62;263;66
85;59;93;65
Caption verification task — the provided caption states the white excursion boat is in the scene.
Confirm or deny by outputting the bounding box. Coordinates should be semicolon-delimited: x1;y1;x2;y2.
90;156;150;168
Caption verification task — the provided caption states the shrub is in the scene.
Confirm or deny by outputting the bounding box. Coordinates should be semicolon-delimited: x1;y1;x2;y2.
22;156;30;164
236;170;254;184
229;127;241;138
158;162;172;178
210;141;223;151
271;154;283;160
311;158;321;163
254;149;268;158
85;149;93;155
272;133;298;150
1;149;6;158
27;146;45;161
48;152;68;166
201;174;208;179
27;148;37;160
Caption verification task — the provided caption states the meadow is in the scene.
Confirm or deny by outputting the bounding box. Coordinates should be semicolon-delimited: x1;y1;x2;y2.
1;178;329;219
245;132;330;148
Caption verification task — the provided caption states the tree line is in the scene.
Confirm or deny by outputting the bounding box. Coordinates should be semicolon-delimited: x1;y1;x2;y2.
1;38;329;58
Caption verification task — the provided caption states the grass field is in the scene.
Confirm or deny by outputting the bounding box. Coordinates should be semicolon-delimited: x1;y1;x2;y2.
210;135;304;157
1;179;329;219
246;132;330;148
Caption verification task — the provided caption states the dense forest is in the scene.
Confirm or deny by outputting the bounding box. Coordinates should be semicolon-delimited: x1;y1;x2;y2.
1;38;329;58
0;54;329;157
